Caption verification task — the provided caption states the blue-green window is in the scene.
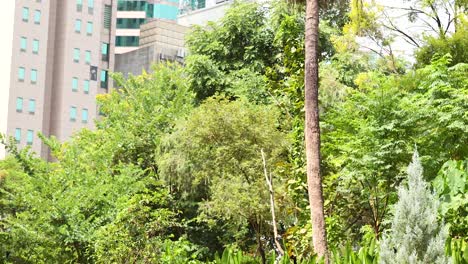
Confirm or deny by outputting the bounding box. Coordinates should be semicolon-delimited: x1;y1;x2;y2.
20;37;27;51
28;99;36;113
15;128;21;143
22;7;29;22
77;0;83;11
34;10;41;24
85;50;91;64
75;19;81;33
153;4;178;20
117;1;148;11
83;80;90;94
72;77;78;91
32;39;39;54
18;67;25;81
116;36;139;47
73;48;80;62
16;97;23;112
31;69;37;83
116;18;146;29
88;0;94;10
100;70;108;88
70;106;77;121
82;108;88;123
86;21;93;35
101;43;109;61
26;130;33;145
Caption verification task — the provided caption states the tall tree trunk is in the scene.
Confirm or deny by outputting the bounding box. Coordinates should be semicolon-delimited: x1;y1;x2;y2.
304;0;329;261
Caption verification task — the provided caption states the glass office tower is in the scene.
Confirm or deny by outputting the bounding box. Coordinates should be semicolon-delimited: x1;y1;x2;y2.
115;0;179;54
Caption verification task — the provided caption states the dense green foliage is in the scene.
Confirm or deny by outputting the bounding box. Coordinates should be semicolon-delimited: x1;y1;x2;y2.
1;0;467;263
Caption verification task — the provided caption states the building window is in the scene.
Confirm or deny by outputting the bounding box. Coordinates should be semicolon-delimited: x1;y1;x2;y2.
104;5;112;29
34;10;41;24
72;77;78;91
82;108;88;123
32;39;39;54
85;50;91;64
27;130;34;145
101;43;109;61
83;80;90;94
100;70;108;89
18;67;25;81
116;18;146;29
22;7;29;22
73;48;80;62
16;97;23;112
86;21;93;35
15;128;21;143
20;37;27;52
28;99;36;114
88;0;94;14
75;19;82;33
116;36;139;47
70;106;77;121
31;69;37;84
77;0;83;11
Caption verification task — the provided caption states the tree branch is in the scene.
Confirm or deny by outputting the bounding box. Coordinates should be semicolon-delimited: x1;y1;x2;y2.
261;149;284;257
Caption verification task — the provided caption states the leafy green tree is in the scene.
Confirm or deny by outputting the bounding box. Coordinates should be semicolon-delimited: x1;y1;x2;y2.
433;159;468;239
159;97;289;261
415;20;468;67
185;2;276;103
0;64;196;263
321;55;467;241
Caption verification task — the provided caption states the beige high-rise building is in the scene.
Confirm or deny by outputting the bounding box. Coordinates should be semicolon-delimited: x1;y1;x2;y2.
1;0;117;159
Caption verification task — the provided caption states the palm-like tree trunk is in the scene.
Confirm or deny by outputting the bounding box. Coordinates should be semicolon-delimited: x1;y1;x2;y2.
304;0;329;261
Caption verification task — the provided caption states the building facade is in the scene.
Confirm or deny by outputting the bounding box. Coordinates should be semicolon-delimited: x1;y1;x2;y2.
178;0;231;26
115;0;179;54
3;0;116;159
0;2;15;160
115;19;188;77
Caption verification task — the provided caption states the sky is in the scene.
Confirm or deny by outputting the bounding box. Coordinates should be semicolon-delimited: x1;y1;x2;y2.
0;1;14;159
